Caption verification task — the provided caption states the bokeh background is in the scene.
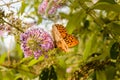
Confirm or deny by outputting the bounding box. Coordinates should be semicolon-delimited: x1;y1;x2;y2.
0;0;120;80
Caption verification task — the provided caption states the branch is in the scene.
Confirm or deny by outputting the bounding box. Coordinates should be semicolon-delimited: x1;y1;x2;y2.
78;1;105;28
2;18;24;33
0;0;22;7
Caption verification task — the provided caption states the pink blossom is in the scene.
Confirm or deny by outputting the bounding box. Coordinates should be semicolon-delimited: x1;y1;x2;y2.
38;0;62;16
20;28;54;59
0;30;4;36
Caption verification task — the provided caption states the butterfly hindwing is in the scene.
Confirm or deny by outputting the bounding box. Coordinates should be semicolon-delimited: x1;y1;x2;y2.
52;24;69;52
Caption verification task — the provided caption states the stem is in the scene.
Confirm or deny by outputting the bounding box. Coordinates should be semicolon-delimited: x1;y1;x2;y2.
45;0;54;16
78;1;105;28
2;18;24;33
0;0;21;7
7;49;11;65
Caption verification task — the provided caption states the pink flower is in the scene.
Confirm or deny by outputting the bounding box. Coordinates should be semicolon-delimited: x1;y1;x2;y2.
38;0;62;16
0;30;4;36
20;28;54;59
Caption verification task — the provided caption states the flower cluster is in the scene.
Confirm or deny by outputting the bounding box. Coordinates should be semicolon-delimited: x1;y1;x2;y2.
38;0;62;16
20;28;54;59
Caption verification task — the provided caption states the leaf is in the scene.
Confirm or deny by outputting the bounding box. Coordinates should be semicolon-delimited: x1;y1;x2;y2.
28;56;44;67
16;43;23;59
18;64;35;79
48;66;57;80
92;2;120;12
0;53;7;64
19;57;33;64
66;9;86;34
55;56;66;79
105;66;116;80
37;16;42;24
39;68;49;80
84;20;90;28
69;0;80;10
39;65;57;80
34;0;40;9
59;13;69;19
19;64;30;72
19;1;27;15
96;70;107;80
0;72;2;80
83;33;96;61
110;42;120;59
55;64;66;80
33;0;42;24
108;22;120;35
98;0;116;4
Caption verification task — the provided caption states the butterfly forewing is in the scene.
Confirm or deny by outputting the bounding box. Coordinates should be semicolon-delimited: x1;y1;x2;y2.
54;24;67;38
64;34;79;47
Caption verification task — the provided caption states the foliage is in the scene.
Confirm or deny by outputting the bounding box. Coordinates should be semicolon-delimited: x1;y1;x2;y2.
0;0;120;80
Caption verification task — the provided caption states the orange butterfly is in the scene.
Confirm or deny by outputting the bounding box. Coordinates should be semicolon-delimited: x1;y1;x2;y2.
52;24;79;52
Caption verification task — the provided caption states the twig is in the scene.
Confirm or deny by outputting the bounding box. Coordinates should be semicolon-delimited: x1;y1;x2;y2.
2;18;24;33
0;0;22;7
78;1;105;28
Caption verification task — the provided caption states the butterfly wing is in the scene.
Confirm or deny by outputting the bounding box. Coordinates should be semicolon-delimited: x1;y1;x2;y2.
64;34;79;47
52;24;69;52
52;24;79;52
54;24;67;38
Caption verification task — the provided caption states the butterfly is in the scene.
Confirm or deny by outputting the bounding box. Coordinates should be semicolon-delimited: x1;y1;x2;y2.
52;24;79;52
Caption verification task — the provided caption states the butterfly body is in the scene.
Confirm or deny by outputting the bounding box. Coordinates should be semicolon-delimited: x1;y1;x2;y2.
52;24;79;52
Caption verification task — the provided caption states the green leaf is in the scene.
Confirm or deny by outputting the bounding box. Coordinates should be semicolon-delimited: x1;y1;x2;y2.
19;57;33;64
37;16;42;24
110;42;120;59
0;71;2;80
108;22;120;35
69;0;80;10
55;64;66;80
66;9;86;34
18;65;35;78
57;56;66;69
96;70;107;80
83;33;96;61
105;66;116;80
92;2;120;12
0;53;7;64
16;43;23;59
19;64;30;72
28;56;44;67
55;56;66;80
59;13;69;19
19;1;27;15
98;0;116;4
34;0;40;9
